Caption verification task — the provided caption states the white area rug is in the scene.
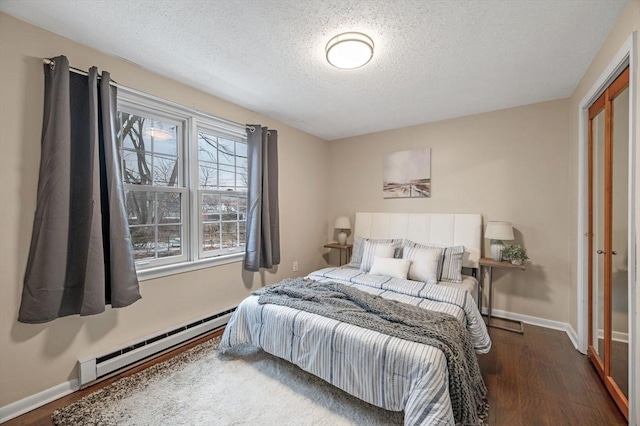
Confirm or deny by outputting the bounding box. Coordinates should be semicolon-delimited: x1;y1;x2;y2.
52;336;404;425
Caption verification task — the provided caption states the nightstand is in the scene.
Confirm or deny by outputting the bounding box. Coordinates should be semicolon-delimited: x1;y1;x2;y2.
323;243;353;266
479;257;526;334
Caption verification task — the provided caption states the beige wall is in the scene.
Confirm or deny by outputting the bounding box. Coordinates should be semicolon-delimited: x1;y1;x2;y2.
0;13;329;407
327;98;572;322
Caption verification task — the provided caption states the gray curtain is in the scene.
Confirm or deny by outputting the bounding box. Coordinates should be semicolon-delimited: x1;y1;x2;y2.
244;125;280;271
19;55;141;323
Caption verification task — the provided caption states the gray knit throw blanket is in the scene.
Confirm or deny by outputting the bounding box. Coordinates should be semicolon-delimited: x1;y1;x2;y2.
254;278;488;426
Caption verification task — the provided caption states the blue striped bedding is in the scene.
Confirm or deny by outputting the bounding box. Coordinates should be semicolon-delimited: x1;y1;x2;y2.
308;267;489;351
220;267;491;425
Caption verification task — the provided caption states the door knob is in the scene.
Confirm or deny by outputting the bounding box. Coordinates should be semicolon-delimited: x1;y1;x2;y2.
612;251;617;255
596;250;605;254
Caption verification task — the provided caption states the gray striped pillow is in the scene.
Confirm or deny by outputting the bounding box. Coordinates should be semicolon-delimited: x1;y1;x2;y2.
348;237;403;268
403;240;465;283
359;240;397;272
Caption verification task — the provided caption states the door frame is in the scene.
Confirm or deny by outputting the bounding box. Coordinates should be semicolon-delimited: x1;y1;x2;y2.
577;31;637;423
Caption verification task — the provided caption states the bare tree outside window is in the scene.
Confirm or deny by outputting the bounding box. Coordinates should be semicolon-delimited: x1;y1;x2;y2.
118;112;182;261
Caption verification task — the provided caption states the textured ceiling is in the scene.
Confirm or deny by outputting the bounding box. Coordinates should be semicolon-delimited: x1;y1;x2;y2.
0;0;628;140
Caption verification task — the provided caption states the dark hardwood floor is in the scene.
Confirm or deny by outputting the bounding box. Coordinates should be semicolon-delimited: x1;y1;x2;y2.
479;320;627;426
5;323;627;425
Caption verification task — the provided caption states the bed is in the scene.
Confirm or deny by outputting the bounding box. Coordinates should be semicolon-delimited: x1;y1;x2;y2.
220;212;491;425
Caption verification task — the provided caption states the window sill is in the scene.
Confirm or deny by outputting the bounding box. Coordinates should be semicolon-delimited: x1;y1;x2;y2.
136;252;245;281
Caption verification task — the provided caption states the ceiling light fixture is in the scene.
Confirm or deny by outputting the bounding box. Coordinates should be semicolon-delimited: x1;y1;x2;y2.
325;32;374;69
145;127;173;140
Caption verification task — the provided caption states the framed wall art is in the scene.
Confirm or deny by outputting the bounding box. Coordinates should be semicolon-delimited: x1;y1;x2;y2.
383;148;431;198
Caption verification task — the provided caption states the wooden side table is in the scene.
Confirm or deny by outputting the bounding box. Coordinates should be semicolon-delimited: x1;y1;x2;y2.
323;243;353;266
479;257;526;334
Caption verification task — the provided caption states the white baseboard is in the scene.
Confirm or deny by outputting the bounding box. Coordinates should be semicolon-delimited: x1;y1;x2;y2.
483;307;570;331
0;378;79;424
482;307;582;351
565;324;581;351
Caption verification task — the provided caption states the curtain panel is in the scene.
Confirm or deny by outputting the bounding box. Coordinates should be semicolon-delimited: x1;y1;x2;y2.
244;125;280;271
19;56;141;323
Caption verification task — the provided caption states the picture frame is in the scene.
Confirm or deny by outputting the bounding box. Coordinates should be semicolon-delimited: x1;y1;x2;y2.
383;148;431;198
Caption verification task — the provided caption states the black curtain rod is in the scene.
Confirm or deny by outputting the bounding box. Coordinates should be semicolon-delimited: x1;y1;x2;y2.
43;58;122;88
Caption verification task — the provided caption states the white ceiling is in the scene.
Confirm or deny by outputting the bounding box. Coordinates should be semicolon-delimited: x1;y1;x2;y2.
0;0;627;140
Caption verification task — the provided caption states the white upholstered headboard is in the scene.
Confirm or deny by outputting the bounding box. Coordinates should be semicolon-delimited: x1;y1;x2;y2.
354;212;482;269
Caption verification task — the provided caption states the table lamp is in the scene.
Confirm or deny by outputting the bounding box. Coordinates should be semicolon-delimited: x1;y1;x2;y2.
334;216;351;245
485;221;514;261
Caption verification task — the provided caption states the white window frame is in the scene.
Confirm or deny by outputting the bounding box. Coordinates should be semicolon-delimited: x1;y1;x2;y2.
117;87;248;281
118;105;189;269
196;124;247;260
197;189;247;259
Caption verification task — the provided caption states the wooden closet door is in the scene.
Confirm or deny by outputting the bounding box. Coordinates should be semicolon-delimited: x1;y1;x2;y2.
587;66;629;420
587;93;606;376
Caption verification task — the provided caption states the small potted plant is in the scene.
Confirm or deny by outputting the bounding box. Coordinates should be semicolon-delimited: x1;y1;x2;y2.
502;244;529;265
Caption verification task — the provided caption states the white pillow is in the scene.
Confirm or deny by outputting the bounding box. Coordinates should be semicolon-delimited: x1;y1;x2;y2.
403;240;465;283
402;246;442;284
359;240;397;272
369;256;412;279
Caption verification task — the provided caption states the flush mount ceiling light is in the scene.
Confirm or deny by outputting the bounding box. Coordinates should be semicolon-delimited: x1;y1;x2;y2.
145;127;173;140
325;32;374;69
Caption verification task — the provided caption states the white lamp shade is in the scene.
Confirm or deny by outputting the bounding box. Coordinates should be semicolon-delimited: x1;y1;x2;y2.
334;216;351;230
484;221;514;240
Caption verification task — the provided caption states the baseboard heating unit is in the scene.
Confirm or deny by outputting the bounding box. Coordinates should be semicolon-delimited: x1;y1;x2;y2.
78;306;236;387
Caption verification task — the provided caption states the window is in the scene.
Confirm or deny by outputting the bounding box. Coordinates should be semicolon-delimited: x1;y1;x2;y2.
197;129;247;258
119;111;186;267
117;90;247;276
